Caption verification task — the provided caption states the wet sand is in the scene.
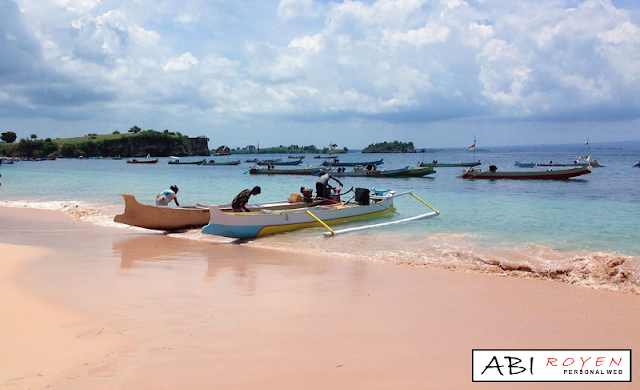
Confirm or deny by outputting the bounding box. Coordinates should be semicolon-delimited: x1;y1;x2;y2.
1;206;638;389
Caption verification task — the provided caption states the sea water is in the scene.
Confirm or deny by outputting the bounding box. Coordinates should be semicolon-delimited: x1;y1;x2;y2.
2;144;639;293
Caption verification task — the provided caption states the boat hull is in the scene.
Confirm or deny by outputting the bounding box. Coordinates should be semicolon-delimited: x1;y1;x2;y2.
460;167;591;180
249;167;321;175
168;160;204;165
202;160;241;165
256;159;303;166
327;165;436;177
321;158;384;167
202;196;396;238
126;159;158;164
114;194;210;230
419;161;480;167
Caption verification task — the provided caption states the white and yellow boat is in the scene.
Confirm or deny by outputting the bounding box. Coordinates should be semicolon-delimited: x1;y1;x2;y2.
201;190;439;239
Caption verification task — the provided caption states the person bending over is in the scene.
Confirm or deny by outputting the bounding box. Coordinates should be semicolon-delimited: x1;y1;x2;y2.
156;185;180;206
232;186;261;212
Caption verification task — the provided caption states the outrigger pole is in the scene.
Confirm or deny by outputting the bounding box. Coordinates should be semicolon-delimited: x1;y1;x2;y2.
314;191;439;237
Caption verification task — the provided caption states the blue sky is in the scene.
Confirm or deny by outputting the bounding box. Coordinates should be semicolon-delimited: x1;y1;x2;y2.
1;0;639;149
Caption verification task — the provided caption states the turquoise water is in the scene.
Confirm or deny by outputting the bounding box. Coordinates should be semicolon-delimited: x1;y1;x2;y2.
2;145;639;292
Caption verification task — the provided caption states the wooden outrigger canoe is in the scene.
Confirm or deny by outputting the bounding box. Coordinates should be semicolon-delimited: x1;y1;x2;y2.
114;194;328;231
114;194;210;230
201;190;439;239
458;166;591;180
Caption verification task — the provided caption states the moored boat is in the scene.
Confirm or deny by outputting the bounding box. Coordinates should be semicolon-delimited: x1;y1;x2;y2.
459;166;591;180
168;157;204;165
256;159;303;166
321;158;384;167
201;159;241;166
325;165;436;177
419;160;480;167
126;158;159;164
201;189;439;239
249;167;322;175
514;160;590;168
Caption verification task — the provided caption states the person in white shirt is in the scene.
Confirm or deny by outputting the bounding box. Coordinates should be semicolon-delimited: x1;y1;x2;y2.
156;185;180;206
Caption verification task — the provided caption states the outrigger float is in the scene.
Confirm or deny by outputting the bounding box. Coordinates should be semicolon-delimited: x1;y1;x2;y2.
201;188;439;239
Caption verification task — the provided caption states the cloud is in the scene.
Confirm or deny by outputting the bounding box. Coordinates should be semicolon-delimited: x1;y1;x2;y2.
163;52;199;71
1;0;640;147
277;0;322;20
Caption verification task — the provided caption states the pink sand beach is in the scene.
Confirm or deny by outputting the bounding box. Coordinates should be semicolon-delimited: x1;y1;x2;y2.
1;206;638;389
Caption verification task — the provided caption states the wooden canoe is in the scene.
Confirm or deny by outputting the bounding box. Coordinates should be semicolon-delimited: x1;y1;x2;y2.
114;194;210;230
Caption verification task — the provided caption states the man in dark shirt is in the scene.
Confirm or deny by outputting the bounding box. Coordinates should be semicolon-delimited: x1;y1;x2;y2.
232;186;261;212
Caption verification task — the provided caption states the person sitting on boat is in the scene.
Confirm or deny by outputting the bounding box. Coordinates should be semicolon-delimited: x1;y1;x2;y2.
489;165;498;173
316;172;343;199
156;185;180;207
232;186;261;212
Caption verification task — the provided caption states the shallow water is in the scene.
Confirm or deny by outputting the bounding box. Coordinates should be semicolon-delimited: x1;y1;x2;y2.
2;144;639;293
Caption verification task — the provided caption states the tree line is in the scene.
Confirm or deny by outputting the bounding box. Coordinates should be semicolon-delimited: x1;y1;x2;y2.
0;127;197;158
361;141;416;153
230;144;348;154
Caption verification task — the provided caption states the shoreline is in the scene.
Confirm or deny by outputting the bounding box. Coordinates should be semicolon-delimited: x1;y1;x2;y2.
2;200;639;295
1;206;639;389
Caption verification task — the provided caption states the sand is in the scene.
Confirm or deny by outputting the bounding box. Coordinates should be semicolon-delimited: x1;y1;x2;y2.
0;206;638;389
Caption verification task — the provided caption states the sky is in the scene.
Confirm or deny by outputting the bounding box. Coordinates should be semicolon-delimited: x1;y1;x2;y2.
1;0;640;150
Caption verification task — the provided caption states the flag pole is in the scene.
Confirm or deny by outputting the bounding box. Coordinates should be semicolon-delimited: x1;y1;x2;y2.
585;137;590;155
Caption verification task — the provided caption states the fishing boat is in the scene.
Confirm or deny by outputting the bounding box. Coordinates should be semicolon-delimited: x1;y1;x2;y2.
201;189;439;239
249;167;322;175
321;158;384;167
634;161;640;167
325;165;436;177
168;156;204;165
114;194;211;230
459;166;591;180
513;161;538;168
256;158;281;164
418;160;481;167
256;159;303;166
126;158;159;164
514;158;596;168
201;159;241;166
114;193;327;231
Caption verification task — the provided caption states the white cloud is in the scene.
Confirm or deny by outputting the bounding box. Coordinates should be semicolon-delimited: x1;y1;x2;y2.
163;52;199;71
277;0;321;20
288;34;323;52
386;24;450;45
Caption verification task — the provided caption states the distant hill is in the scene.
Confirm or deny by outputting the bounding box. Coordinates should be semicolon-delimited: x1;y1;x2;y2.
362;141;416;153
0;130;210;158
